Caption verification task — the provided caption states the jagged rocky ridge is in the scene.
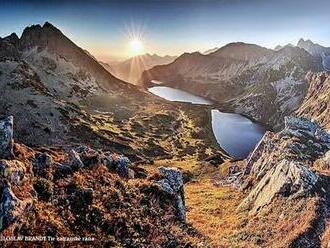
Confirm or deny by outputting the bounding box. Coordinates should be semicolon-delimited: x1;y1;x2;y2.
240;116;329;213
297;71;330;129
0;116;201;246
141;42;322;129
297;39;330;71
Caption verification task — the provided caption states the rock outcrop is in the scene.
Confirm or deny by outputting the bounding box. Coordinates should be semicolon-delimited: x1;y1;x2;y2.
240;116;330;213
0;182;27;230
156;167;185;221
0;116;14;159
0;160;26;185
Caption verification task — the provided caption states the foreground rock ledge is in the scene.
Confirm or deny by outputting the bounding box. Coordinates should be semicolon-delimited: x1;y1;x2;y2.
239;116;330;213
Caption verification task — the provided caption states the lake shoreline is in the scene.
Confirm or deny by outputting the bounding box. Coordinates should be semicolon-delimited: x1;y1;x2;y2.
148;85;267;159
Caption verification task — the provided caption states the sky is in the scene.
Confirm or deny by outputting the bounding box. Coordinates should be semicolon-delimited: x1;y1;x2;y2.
1;0;330;62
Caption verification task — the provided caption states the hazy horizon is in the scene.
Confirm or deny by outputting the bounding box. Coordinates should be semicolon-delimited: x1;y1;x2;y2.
1;0;330;62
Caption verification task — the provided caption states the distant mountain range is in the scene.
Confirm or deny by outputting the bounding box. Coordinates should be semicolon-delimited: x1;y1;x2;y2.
141;41;323;129
102;53;177;85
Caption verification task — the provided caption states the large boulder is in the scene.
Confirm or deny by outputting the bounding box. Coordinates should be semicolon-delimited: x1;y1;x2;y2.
102;153;131;178
156;167;185;222
69;149;84;170
0;182;26;230
0;116;14;159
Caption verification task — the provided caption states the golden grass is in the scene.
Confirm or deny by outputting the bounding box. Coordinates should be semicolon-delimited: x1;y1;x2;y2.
185;180;246;247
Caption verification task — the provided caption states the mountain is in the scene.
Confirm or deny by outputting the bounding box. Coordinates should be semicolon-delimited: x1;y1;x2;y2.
99;61;112;73
297;39;330;71
238;115;330;247
202;47;219;55
0;22;139;146
107;53;177;85
1;22;330;247
209;42;273;60
297;71;330;129
274;43;294;51
234;69;330;246
0;23;215;162
141;42;322;129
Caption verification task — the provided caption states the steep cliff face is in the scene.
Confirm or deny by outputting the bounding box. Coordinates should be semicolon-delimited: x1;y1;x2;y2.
297;72;330;129
141;43;322;129
297;39;330;71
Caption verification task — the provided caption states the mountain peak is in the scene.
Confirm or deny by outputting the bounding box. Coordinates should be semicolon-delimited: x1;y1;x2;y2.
210;42;273;60
2;32;19;45
297;38;314;46
43;21;55;28
19;22;64;50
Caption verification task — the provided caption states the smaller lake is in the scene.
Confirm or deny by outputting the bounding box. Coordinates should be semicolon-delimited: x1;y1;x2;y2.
211;110;266;158
148;85;266;159
148;86;212;105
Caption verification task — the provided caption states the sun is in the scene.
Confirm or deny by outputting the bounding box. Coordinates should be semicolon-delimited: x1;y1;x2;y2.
129;38;144;56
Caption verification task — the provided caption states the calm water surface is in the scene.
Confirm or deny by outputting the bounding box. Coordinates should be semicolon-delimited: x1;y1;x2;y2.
148;85;266;159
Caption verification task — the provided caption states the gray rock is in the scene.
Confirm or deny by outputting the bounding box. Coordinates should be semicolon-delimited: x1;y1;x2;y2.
69;149;84;170
244;131;274;175
53;162;72;179
33;153;53;178
0;183;25;230
34;153;52;167
158;167;184;192
103;154;131;178
156;179;174;194
0;160;25;185
115;156;130;178
240;116;328;213
156;167;185;222
0;116;14;159
239;160;318;213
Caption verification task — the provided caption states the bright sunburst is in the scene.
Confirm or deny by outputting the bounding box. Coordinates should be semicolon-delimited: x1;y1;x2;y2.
124;21;146;57
129;38;144;56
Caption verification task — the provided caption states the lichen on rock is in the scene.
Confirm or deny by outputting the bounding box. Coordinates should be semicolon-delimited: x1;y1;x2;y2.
0;116;14;159
156;167;185;222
